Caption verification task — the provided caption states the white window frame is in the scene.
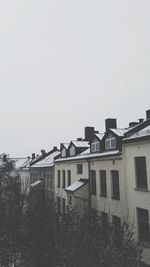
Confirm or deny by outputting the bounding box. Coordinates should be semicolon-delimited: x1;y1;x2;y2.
91;141;100;152
61;148;66;158
105;137;116;150
69;146;75;156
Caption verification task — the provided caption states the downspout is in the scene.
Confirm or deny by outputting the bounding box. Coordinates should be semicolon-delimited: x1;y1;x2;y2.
87;159;91;227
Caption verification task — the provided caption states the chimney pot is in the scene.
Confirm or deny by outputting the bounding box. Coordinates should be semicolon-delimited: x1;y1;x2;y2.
41;149;46;156
139;118;144;123
32;153;35;160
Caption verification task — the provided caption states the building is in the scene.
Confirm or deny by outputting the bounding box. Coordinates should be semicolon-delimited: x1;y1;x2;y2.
54;110;150;249
122;111;150;241
30;147;60;204
55;121;130;229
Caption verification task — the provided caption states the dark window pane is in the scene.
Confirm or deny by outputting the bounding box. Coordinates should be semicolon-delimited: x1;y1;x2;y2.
91;170;96;195
137;208;149;241
135;157;147;189
111;170;120;200
100;170;107;197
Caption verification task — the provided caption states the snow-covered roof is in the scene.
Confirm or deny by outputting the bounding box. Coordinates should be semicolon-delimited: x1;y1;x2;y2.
123;125;150;141
110;128;128;137
80;147;90;155
30;180;42;187
31;151;60;168
10;158;31;170
62;143;69;149
65;180;87;192
71;141;89;148
95;133;105;140
55;150;120;162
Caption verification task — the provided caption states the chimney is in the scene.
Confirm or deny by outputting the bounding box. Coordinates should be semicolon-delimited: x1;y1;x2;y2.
32;153;35;160
84;127;95;141
53;146;57;150
105;118;117;131
129;122;139;127
139;118;144;123
41;149;46;156
77;138;83;141
146;109;150;119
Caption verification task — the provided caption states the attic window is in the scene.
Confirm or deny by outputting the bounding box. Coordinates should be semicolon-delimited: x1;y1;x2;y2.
61;148;66;158
70;146;75;156
91;140;100;153
105;137;116;150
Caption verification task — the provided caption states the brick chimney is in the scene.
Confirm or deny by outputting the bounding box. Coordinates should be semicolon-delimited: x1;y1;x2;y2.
105;118;117;131
84;127;95;141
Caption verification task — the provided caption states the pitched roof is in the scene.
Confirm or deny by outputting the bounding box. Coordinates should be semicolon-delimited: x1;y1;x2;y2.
123;125;150;142
65;179;88;192
30;151;60;168
110;128;128;137
95;133;105;140
71;140;89;148
62;143;69;149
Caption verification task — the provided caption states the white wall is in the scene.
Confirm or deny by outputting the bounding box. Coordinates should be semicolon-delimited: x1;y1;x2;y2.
123;140;150;239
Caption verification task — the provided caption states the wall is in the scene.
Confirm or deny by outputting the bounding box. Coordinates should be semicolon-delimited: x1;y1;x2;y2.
123;140;150;239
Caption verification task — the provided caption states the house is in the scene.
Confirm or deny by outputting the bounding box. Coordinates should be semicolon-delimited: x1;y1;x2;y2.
30;146;60;205
55;109;150;265
55;121;130;228
121;110;150;266
10;157;31;196
55;127;93;215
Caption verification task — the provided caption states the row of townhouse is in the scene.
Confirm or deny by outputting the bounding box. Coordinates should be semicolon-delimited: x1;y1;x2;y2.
54;109;150;252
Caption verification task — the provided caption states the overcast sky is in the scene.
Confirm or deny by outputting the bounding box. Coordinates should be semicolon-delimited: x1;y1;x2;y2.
0;0;150;157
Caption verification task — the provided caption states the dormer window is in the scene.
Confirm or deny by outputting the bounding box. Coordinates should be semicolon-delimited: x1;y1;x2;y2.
105;137;116;150
61;148;66;158
91;140;100;153
69;146;75;156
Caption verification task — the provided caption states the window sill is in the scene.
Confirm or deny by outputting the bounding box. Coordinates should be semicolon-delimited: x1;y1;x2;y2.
111;197;120;201
134;188;149;192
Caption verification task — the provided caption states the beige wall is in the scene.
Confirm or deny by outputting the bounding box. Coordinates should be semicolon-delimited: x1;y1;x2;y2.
123;140;150;239
55;160;88;204
55;156;125;222
89;157;125;221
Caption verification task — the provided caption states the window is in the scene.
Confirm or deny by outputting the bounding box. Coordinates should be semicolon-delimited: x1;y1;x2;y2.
61;148;66;158
77;164;83;174
100;170;107;197
137;208;149;241
91;140;100;153
91;170;96;195
67;170;71;186
62;170;66;188
112;216;121;242
135;157;148;189
111;170;120;200
105;137;116;150
70;146;75;156
57;170;60;187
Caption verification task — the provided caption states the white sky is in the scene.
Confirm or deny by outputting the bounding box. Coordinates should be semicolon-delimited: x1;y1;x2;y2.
0;0;150;157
